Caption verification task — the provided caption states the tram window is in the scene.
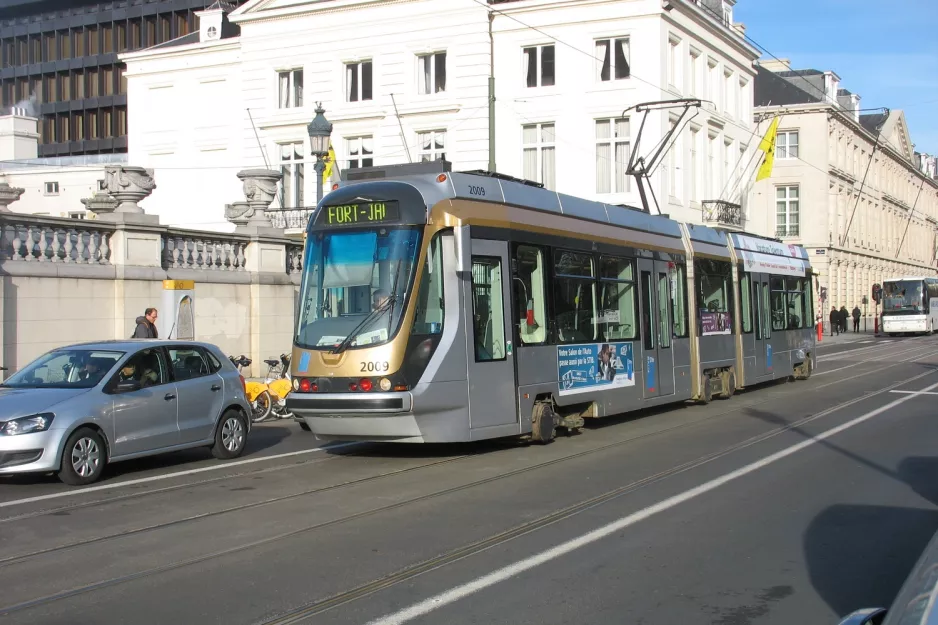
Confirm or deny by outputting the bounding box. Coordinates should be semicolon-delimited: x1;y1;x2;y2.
672;264;688;338
695;259;732;336
657;272;671;348
553;250;597;344
761;281;771;339
770;277;787;331
471;257;506;361
802;278;814;328
641;271;654;350
598;255;636;340
786;277;807;330
740;274;753;333
514;245;547;344
412;232;445;335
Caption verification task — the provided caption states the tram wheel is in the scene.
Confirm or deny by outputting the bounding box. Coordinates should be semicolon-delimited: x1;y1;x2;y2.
530;402;557;444
720;370;736;399
699;373;713;404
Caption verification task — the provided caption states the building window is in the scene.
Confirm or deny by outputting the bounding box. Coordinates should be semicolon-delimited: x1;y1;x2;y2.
417;52;446;94
346;136;374;169
522;123;556;190
739;78;748;121
776;185;799;237
278;69;303;108
68;211;86;220
689;127;699;202
707;131;718;199
523;45;555;88
595;38;629;81
44;181;60;196
707;59;719;108
723;68;733;115
97;179;106;191
278;142;305;208
689;48;700;96
777;131;799;159
595;118;630;194
346;60;373;102
417;130;446;162
668;36;681;89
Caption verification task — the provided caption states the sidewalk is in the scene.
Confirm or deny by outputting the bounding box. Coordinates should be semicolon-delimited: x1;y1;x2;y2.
816;324;877;345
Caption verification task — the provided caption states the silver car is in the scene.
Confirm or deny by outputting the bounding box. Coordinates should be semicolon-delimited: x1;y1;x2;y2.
0;340;252;485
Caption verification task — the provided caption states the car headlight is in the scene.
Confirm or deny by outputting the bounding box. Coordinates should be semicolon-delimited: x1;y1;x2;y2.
0;413;55;436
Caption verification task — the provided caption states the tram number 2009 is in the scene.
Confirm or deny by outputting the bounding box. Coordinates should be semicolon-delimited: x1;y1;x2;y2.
468;185;486;197
360;361;390;372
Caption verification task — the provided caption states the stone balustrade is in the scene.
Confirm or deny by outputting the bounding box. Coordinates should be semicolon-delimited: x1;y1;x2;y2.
0;214;114;264
162;230;249;272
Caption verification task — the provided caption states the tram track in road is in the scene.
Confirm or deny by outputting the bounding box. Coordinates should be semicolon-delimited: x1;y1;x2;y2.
3;348;936;619
251;365;938;625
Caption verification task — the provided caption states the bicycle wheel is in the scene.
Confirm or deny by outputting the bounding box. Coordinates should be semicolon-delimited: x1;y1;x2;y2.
251;390;273;423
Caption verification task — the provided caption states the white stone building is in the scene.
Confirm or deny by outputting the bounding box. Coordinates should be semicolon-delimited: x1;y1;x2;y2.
0;112;125;219
749;61;938;311
119;0;758;231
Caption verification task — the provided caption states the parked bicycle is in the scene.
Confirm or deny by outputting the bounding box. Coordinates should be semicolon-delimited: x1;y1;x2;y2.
228;355;271;422
229;354;295;423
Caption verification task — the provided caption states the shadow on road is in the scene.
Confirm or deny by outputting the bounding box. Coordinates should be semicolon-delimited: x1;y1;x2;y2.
804;503;938;617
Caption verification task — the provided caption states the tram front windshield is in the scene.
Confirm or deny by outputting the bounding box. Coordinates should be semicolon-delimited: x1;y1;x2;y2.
295;226;422;350
883;280;925;313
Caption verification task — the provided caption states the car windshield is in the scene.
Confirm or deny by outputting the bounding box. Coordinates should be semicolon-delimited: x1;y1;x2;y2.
1;349;124;389
883;280;925;312
295;226;422;350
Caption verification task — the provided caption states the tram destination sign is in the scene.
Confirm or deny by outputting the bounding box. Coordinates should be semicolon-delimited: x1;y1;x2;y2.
317;200;401;227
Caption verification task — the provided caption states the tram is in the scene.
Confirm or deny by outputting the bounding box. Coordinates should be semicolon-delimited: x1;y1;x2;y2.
287;162;816;443
881;276;938;336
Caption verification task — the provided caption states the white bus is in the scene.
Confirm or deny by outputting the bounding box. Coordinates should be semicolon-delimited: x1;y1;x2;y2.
881;276;938;335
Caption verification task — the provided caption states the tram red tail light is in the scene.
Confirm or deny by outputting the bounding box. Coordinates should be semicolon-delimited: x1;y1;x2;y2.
298;378;312;393
359;378;373;392
349;382;358;391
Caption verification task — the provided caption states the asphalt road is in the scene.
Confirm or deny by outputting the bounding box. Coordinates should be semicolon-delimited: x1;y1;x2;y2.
1;334;937;625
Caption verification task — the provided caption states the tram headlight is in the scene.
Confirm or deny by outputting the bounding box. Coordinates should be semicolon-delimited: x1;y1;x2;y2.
379;377;392;391
292;378;299;391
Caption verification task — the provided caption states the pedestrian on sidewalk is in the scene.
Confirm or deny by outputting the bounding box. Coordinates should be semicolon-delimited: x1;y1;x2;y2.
839;306;849;333
132;308;159;338
852;305;861;332
829;306;839;336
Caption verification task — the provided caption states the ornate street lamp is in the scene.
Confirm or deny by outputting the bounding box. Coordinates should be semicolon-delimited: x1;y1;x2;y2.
307;102;333;205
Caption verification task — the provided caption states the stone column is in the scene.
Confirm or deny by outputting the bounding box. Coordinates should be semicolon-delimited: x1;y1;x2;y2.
0;181;25;212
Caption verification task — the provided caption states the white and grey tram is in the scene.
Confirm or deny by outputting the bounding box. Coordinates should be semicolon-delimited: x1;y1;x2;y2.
288;163;816;443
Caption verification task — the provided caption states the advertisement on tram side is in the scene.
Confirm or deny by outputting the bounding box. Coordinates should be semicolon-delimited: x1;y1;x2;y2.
701;311;732;335
557;342;635;396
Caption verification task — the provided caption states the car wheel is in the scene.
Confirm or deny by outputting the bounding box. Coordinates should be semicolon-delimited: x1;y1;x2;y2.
58;427;106;486
212;410;248;459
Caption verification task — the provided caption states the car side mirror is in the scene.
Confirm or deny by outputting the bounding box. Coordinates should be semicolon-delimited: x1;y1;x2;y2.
115;380;142;393
837;608;887;625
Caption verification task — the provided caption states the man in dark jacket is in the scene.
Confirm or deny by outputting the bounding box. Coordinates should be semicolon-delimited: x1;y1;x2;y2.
829;306;839;336
839;306;850;333
133;308;158;338
852;305;862;332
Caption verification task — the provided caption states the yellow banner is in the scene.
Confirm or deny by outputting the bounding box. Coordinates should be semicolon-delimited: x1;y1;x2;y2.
323;144;336;182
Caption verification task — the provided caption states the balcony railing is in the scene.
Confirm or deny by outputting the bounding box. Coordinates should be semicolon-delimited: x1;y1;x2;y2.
702;200;742;229
776;225;800;238
268;207;316;231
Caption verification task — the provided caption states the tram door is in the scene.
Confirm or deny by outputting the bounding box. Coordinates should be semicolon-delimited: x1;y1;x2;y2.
638;259;675;398
750;272;773;376
467;239;518;431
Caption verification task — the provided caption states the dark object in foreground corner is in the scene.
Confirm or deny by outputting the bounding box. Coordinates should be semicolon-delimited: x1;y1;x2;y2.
838;529;938;624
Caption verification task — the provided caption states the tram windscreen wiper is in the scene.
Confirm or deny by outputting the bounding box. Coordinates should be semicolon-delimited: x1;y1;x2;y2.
331;295;397;355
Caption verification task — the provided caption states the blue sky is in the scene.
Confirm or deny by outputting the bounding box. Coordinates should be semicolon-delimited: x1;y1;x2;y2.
736;0;938;155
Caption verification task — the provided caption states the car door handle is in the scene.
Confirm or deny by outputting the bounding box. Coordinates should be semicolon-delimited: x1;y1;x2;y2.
164;393;176;401
211;384;221;392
